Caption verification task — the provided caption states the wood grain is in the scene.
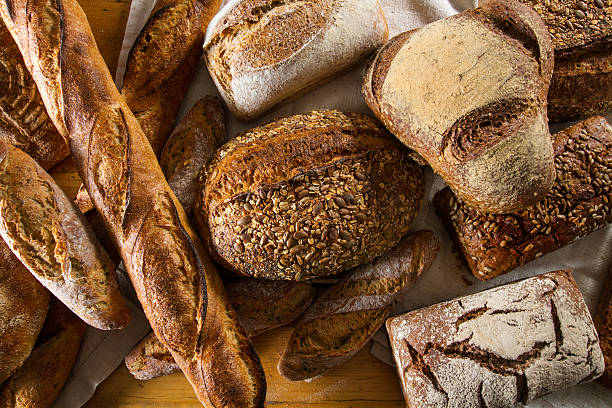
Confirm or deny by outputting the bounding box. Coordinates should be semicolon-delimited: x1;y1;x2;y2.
49;1;407;406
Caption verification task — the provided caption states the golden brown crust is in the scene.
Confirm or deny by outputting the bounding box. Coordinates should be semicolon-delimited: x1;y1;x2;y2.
122;0;222;156
198;110;424;280
278;231;440;381
435;116;612;281
125;331;181;381
0;300;86;408
0;20;68;170
0;240;49;384
595;264;612;388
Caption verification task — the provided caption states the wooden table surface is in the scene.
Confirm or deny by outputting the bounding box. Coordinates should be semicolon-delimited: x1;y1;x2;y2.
49;1;407;406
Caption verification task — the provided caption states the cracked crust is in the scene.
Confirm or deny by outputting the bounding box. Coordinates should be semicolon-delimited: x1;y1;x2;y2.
434;116;612;281
387;270;605;407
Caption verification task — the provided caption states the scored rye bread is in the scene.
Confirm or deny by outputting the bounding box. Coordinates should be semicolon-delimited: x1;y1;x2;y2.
197;110;424;281
386;270;605;407
434;116;612;281
278;230;439;381
595;263;612;387
363;0;556;214
126;279;316;380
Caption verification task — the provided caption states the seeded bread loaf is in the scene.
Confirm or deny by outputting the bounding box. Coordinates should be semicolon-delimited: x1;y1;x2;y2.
197;110;424;281
126;279;316;380
204;0;388;121
0;20;68;170
434;116;612;281
595;263;612;387
386;270;605;407
363;0;556;214
1;1;266;404
0;299;86;408
0;140;128;329
278;230;439;381
0;240;49;384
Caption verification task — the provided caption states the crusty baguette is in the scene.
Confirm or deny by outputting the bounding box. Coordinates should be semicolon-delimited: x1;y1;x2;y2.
0;299;86;408
126;279;316;380
0;140;128;330
363;0;556;214
0;19;68;170
595;264;612;387
0;240;49;384
0;1;265;406
278;231;440;381
122;0;222;156
160;96;226;215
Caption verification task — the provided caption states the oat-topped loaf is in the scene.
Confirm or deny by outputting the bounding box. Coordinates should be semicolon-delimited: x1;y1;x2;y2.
435;116;612;281
204;0;388;121
196;110;424;280
363;0;556;214
386;270;605;407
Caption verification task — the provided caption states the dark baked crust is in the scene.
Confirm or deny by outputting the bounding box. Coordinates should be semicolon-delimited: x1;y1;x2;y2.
198;110;424;280
125;331;181;380
595;264;612;387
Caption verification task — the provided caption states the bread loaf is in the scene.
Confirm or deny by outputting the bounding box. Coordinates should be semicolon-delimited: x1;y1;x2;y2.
0;240;49;384
595;264;612;387
0;299;86;408
386;270;605;407
363;0;556;214
204;0;388;121
197;110;424;281
278;230;439;381
0;140;128;329
0;20;68;170
122;0;222;156
0;1;265;405
434;116;612;280
126;279;316;380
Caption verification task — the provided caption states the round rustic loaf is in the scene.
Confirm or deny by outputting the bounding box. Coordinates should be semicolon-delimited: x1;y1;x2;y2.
196;110;424;280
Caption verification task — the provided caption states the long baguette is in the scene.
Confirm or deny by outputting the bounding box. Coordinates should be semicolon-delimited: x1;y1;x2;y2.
0;1;265;406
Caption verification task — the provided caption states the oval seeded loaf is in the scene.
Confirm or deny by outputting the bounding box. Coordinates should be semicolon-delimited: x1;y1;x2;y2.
363;0;556;214
196;110;424;280
204;0;388;121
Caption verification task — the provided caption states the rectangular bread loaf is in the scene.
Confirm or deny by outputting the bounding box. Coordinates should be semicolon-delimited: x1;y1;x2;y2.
386;270;605;407
434;116;612;280
595;264;612;387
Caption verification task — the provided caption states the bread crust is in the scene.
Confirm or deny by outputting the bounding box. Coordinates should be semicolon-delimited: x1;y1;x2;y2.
595;264;612;388
0;1;265;406
198;110;424;280
363;0;556;214
278;231;439;381
435;116;612;281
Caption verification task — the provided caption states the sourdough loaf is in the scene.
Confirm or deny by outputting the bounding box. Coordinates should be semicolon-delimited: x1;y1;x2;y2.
197;110;424;280
204;0;388;121
363;0;556;214
435;116;612;280
386;270;605;407
279;231;439;381
595;263;612;387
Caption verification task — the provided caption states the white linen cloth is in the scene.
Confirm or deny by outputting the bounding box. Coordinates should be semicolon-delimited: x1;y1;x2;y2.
54;0;612;406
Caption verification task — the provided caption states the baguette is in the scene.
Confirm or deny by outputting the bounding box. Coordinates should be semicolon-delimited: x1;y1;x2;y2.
0;240;49;384
0;1;265;406
278;230;440;381
363;0;556;214
434;116;612;280
0;299;86;408
122;0;222;156
595;264;612;387
0;140;128;329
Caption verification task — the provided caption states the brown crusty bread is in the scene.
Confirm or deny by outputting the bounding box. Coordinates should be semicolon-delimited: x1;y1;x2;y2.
386;270;604;407
126;279;316;380
198;110;424;281
278;230;440;381
0;140;129;330
0;1;265;406
434;116;612;281
363;0;556;214
160;96;226;215
121;0;222;156
0;299;86;408
0;240;49;384
595;264;612;388
0;20;68;170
